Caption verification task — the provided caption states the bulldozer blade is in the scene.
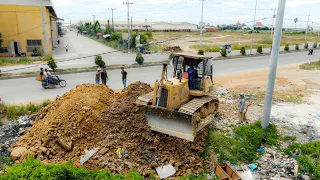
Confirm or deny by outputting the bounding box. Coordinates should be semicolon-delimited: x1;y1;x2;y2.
143;106;196;141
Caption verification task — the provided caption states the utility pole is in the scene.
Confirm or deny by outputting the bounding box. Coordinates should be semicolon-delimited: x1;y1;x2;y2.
262;0;287;128
40;0;48;55
123;0;133;49
108;8;116;30
250;0;258;54
145;19;147;31
200;0;204;45
271;8;276;40
131;16;133;32
305;14;311;40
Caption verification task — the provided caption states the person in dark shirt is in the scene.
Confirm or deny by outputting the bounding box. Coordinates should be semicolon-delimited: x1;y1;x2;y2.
101;67;108;85
40;68;44;81
95;68;101;84
121;67;127;88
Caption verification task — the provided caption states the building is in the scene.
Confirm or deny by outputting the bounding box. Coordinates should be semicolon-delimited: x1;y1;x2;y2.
95;20;198;32
0;0;61;57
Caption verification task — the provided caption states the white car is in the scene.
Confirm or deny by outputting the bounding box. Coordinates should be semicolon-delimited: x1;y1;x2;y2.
220;44;232;54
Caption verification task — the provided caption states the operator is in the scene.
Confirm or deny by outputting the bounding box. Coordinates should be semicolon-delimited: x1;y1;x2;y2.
238;93;246;123
188;65;196;89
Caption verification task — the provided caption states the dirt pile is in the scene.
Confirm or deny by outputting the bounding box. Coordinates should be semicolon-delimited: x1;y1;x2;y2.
10;84;115;162
163;46;182;52
10;82;211;178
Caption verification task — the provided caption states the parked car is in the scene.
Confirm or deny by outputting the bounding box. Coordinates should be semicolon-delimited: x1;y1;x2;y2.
220;44;232;54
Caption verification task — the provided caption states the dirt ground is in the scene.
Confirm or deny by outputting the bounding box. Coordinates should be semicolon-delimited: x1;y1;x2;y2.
151;32;320;53
213;65;320;144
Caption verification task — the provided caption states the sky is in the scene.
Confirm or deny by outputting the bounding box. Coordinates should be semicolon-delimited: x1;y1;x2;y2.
52;0;320;28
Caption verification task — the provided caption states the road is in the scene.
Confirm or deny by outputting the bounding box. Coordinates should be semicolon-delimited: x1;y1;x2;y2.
0;50;318;104
0;30;313;74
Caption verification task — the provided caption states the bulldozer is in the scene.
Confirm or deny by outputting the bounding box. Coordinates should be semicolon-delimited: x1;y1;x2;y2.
136;53;219;141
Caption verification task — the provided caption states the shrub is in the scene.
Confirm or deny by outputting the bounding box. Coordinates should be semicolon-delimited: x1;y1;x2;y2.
284;44;290;51
110;32;122;41
135;53;144;65
94;55;105;67
257;46;263;54
221;48;227;57
313;42;317;49
295;44;299;51
240;47;246;55
168;53;175;60
261;37;272;44
198;50;204;55
304;43;309;50
47;57;57;71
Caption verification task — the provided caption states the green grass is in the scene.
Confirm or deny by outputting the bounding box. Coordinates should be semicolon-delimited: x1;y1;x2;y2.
205;121;278;164
190;44;272;53
299;61;320;70
0;157;213;180
0;58;40;66
284;141;320;179
0;100;51;121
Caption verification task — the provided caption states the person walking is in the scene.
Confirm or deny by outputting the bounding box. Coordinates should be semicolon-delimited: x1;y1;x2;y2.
95;68;101;84
238;93;246;123
101;67;108;85
65;46;68;53
121;67;127;88
57;40;60;45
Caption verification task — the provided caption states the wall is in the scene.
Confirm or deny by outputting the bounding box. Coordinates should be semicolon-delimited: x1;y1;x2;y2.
175;24;197;30
0;4;57;56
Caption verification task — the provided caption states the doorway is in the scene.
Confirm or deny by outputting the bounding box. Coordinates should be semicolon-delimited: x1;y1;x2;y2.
10;41;21;56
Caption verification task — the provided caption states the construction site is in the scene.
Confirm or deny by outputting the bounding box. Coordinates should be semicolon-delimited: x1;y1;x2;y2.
0;52;319;179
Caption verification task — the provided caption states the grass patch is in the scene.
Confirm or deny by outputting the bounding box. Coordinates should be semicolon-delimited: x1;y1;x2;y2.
0;157;213;180
284;141;320;179
0;58;41;67
206;121;278;164
282;135;297;142
299;61;320;70
0;156;12;171
190;44;272;52
149;44;167;52
0;100;51;121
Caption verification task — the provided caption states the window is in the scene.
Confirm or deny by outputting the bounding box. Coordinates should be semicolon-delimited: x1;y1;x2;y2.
26;40;42;52
0;47;9;53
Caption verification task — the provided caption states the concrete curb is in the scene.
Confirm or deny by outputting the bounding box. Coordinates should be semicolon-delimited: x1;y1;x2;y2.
0;62;167;80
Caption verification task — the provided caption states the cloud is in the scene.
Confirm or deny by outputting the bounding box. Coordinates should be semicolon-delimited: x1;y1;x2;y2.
287;0;320;7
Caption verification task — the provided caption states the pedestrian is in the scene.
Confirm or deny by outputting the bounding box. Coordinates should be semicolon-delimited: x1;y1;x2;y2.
95;68;101;84
57;40;60;45
65;46;68;53
77;32;79;37
238;93;246;123
39;68;45;81
101;66;108;85
121;67;127;88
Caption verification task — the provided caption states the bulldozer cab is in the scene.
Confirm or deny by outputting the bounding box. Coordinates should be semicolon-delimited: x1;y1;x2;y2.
171;53;214;96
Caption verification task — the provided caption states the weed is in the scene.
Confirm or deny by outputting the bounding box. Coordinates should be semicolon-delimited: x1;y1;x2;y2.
284;44;290;51
240;47;246;55
206;121;278;164
0;58;39;67
282;135;297;142
299;61;320;70
0;156;12;171
295;44;300;51
257;46;263;54
198;50;204;55
221;48;227;57
261;37;272;44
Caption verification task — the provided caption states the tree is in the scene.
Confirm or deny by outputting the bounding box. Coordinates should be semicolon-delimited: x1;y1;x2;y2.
135;53;144;65
284;44;289;51
95;55;105;67
221;48;227;57
198;50;204;55
313;42;317;49
257;46;263;54
240;47;246;55
295;44;299;51
47;56;57;71
304;43;309;50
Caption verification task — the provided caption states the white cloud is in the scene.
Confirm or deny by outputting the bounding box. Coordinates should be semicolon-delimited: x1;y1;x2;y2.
287;0;320;7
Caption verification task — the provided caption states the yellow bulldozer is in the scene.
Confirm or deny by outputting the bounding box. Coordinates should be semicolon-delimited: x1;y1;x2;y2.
136;53;219;141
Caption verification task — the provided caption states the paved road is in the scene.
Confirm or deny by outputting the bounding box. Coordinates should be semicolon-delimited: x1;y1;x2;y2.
0;30;313;74
0;50;318;104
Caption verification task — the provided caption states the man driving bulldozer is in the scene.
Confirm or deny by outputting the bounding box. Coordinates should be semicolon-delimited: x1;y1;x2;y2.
188;65;196;89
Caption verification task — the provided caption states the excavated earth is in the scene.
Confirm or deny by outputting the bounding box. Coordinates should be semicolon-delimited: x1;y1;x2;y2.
10;82;213;178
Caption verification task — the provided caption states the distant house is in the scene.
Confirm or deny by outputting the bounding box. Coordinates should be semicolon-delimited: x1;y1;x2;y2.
89;20;198;31
255;22;264;27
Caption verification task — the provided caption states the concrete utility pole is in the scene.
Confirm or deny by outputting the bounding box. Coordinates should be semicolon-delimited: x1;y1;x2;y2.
271;8;276;40
200;0;204;45
131;16;133;32
123;0;133;49
305;14;311;40
108;8;116;30
250;0;258;54
262;0;287;128
40;0;48;55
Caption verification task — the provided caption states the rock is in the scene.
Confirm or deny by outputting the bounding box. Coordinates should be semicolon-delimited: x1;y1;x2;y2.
19;130;28;135
57;139;72;151
39;147;48;154
10;147;27;161
29;146;37;153
99;148;108;155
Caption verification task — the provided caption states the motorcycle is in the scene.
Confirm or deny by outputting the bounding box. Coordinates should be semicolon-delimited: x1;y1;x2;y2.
42;76;67;89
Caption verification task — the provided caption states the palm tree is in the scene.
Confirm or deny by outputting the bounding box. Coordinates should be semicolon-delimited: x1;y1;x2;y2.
294;18;298;30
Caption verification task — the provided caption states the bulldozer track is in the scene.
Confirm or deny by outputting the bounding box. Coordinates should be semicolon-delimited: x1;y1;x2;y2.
178;96;219;116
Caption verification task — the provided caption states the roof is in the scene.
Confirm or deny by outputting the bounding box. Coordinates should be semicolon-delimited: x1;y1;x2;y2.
0;0;58;17
174;53;212;59
256;22;264;27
